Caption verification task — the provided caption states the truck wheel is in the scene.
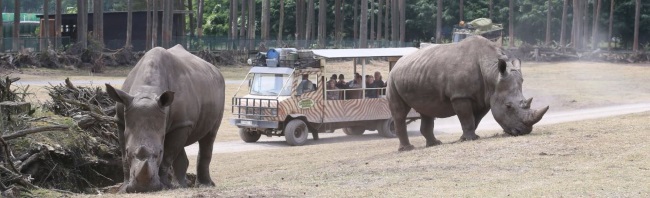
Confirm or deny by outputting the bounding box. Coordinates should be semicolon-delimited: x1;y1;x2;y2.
378;119;397;138
239;128;261;143
343;127;365;135
284;119;309;146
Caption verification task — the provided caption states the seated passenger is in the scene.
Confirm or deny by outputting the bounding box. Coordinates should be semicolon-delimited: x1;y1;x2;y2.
365;75;378;98
296;74;314;95
326;80;340;100
346;74;363;99
373;71;386;96
336;74;348;89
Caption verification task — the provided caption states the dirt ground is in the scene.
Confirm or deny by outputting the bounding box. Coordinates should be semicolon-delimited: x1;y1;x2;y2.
6;60;650;197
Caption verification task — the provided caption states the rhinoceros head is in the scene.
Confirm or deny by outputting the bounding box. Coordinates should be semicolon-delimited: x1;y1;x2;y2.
490;58;549;136
106;84;174;193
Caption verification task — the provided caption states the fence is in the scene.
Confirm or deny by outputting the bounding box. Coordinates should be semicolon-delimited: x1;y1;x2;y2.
2;37;72;53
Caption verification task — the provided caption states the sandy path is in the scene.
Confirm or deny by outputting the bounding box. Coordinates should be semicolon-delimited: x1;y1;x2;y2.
184;102;650;155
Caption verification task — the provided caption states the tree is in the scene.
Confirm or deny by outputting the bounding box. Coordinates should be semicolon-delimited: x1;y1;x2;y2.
262;0;270;41
305;0;314;41
93;0;104;44
360;0;368;48
198;0;205;37
399;0;405;43
13;0;20;51
278;0;284;44
42;0;50;51
459;0;464;22
377;0;384;40
384;0;389;41
370;0;375;41
545;0;551;46
508;0;514;47
239;0;246;39
560;0;568;48
146;0;151;49
591;0;601;49
391;0;398;43
354;0;359;40
56;0;63;49
77;0;87;49
152;0;158;47
295;0;303;40
125;0;132;49
247;0;255;49
0;0;3;51
231;0;238;41
633;0;640;52
582;0;588;49
188;0;195;37
571;0;578;48
608;0;614;50
335;0;342;43
489;0;493;19
161;0;173;48
436;0;442;43
318;0;326;47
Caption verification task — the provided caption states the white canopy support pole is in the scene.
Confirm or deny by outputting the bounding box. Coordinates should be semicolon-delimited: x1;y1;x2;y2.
362;57;366;98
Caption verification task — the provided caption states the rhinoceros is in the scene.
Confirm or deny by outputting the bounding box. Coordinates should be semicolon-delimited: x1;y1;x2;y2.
105;45;225;192
387;36;548;152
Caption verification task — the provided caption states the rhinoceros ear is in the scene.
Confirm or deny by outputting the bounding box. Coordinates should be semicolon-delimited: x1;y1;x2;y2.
106;84;133;107
498;58;508;76
157;91;175;108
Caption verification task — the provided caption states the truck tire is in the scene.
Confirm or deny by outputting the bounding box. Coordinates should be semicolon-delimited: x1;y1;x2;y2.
284;119;309;146
343;127;365;135
239;128;261;143
378;119;397;138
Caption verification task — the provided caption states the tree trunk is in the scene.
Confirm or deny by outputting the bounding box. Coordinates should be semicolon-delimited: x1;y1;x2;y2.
239;0;246;39
335;0;342;43
146;0;151;49
305;0;314;41
360;0;368;48
508;0;514;48
354;0;359;41
459;0;464;22
591;0;601;49
607;0;614;50
384;0;389;42
560;0;568;48
164;0;174;48
318;0;327;47
399;0;405;43
633;0;640;52
162;0;168;47
582;0;588;49
248;0;255;49
197;0;204;37
545;0;551;46
489;0;493;19
93;0;104;45
262;0;270;41
0;0;3;51
42;0;50;51
77;0;87;49
295;0;302;41
13;0;21;51
436;0;442;43
152;0;159;47
571;0;578;48
278;0;285;44
126;0;132;49
231;0;237;40
391;0;398;44
370;0;375;41
188;0;195;37
55;0;62;49
377;0;383;40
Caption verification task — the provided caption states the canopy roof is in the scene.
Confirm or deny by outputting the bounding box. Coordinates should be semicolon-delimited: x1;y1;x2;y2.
311;47;419;59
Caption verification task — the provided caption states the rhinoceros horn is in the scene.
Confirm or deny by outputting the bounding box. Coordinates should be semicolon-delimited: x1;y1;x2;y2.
136;160;152;183
526;106;549;125
523;98;533;109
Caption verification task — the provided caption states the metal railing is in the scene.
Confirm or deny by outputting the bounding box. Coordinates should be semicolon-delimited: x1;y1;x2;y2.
325;87;387;100
232;97;279;120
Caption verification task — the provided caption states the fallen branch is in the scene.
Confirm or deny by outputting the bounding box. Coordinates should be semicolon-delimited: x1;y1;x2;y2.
17;149;47;172
0;137;19;173
1;125;69;141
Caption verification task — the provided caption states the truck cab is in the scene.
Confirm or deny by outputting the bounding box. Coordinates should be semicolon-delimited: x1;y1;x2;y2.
230;48;420;146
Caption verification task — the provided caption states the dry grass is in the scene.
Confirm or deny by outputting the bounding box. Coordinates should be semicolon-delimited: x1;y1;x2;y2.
81;111;650;197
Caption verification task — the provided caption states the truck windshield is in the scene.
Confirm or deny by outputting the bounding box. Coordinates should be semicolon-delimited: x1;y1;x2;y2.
250;73;292;96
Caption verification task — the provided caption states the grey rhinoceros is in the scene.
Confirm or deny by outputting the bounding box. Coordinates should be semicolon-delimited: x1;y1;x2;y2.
387;36;548;152
105;45;225;192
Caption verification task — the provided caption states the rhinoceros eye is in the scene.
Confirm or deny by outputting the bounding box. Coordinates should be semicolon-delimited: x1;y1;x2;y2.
505;103;513;109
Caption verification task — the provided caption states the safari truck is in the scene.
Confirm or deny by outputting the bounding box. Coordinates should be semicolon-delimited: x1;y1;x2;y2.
230;48;420;146
452;18;503;44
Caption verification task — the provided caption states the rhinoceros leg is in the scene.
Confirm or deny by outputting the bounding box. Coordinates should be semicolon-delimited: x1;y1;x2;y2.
196;130;217;187
388;95;414;151
173;150;189;187
159;128;190;189
420;115;442;147
451;99;480;141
